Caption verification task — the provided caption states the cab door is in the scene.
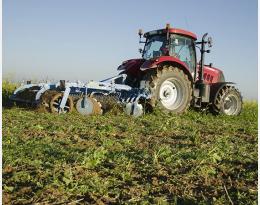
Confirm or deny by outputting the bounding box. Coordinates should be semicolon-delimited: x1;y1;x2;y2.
169;34;196;75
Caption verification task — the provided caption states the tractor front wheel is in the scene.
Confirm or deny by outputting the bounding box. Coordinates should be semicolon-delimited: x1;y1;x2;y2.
143;65;192;114
212;86;242;115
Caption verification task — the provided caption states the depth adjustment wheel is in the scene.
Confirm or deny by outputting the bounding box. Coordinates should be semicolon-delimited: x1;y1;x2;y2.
50;93;74;114
76;97;103;116
143;65;192;114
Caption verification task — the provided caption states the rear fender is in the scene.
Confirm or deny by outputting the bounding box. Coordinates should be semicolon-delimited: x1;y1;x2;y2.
140;56;193;82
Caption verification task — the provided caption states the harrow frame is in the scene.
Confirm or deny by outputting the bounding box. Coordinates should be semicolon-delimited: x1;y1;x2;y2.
10;74;151;116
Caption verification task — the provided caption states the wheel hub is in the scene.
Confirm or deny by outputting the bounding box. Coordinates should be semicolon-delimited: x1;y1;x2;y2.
159;79;182;110
163;87;175;98
223;95;238;115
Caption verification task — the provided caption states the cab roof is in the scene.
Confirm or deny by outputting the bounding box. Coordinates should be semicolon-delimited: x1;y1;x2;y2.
144;28;197;40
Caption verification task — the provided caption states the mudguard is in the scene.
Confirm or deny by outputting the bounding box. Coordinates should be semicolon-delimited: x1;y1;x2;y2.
140;56;194;82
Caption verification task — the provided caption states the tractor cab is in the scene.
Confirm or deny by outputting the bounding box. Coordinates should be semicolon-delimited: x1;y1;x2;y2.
140;25;197;72
137;25;223;85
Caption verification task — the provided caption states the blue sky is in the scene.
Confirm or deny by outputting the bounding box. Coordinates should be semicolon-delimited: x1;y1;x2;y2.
3;0;258;99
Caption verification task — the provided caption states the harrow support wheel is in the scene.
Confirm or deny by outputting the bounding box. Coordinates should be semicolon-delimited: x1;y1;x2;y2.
50;93;74;114
76;97;103;116
143;65;192;114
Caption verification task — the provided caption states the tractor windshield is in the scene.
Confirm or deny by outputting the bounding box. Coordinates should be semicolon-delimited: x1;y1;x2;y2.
143;35;167;60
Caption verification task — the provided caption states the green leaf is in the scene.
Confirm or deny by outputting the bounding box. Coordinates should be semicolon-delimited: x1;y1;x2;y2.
4;185;14;192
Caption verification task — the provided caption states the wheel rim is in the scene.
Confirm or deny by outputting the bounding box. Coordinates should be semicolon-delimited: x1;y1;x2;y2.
76;97;102;115
50;94;73;113
159;78;183;110
223;94;238;115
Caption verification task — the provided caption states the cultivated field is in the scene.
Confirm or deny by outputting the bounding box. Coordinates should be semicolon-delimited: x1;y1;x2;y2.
2;82;258;204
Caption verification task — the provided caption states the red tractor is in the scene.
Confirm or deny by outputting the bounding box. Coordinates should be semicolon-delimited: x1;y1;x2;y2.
117;24;242;115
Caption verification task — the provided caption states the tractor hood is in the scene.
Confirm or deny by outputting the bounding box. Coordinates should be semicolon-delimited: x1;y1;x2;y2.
195;63;225;83
203;65;225;83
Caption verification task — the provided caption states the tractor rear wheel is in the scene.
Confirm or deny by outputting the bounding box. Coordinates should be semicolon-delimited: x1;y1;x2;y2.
212;85;242;115
143;65;192;114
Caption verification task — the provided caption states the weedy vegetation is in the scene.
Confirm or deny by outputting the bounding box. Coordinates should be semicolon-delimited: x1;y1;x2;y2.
2;82;258;204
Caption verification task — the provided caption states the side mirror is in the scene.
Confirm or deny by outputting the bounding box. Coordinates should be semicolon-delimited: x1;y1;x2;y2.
208;37;213;47
138;29;143;37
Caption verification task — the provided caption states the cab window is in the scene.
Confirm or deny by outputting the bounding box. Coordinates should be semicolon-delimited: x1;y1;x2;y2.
170;34;196;72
